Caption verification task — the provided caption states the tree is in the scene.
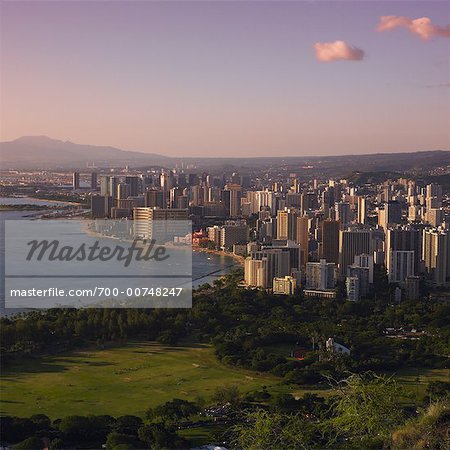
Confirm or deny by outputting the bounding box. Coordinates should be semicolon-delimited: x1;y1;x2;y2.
146;399;200;423
30;414;51;430
105;432;141;450
114;416;143;435
12;437;44;450
324;373;404;444
212;385;241;407
137;423;179;449
232;409;316;450
0;417;37;444
58;415;91;441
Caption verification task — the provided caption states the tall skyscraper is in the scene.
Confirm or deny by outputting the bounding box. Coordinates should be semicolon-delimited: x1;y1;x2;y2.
296;215;309;267
422;228;449;286
276;209;298;241
109;176;120;200
91;172;98;190
346;276;360;301
335;202;351;228
357;196;366;224
246;248;291;288
379;201;402;230
426;183;442;209
117;183;130;201
322;219;340;264
100;175;110;196
305;259;335;290
72;172;80;190
388;250;415;283
353;253;374;284
244;258;267;288
125;176;139;197
386;227;421;275
134;207;189;241
339;228;372;278
144;189;166;208
224;184;242;218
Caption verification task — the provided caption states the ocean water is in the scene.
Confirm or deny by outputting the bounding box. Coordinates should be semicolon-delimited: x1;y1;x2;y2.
0;197;237;312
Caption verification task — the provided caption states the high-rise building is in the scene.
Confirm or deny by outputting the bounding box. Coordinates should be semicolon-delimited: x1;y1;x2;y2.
125;176;140;197
405;276;420;300
379;201;402;230
335;202;351;228
346;276;360;301
322;219;340;264
296;216;309;266
244;258;267;288
357;196;366;224
134;207;189;242
305;259;335;290
425;208;444;227
277;209;299;241
207;222;249;249
273;276;297;295
286;192;302;209
388;250;415;283
117;183;130;201
426;183;442;208
353;253;374;284
348;265;369;297
145;189;166;208
223;184;242;218
220;222;249;248
422;228;450;285
339;228;372;278
246;249;291;288
91;172;98;190
109;176;120;200
100;175;110;196
91;195;112;218
72;172;80;190
386;227;421;275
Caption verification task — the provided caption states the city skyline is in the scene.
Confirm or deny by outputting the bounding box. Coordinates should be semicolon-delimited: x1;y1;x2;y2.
1;1;449;157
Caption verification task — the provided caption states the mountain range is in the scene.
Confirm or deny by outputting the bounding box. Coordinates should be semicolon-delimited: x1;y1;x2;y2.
0;136;170;169
0;136;449;173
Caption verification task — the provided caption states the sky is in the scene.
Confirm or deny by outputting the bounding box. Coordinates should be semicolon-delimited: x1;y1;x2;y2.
1;1;449;157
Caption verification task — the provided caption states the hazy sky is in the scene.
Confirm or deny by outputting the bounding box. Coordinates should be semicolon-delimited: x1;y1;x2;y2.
1;1;449;157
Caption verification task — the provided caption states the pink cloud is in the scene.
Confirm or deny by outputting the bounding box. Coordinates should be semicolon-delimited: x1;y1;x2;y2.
377;15;450;40
314;40;365;62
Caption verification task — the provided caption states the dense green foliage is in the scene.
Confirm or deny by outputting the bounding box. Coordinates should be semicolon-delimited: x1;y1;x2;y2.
2;271;449;383
1;271;449;448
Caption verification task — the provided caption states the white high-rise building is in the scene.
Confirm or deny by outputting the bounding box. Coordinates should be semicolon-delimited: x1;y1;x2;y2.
305;259;335;290
346;276;360;301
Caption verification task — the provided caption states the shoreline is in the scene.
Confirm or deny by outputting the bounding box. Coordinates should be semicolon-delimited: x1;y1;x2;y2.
0;195;82;206
192;246;244;265
82;222;243;265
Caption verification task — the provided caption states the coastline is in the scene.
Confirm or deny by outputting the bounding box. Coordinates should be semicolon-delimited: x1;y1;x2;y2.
82;222;243;264
192;246;244;266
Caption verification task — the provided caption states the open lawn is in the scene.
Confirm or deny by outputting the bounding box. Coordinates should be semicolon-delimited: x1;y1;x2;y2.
392;367;450;404
1;342;290;419
3;341;443;420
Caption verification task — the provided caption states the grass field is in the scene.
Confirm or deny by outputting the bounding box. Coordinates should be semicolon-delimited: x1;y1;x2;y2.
2;341;446;420
1;342;290;419
392;367;450;404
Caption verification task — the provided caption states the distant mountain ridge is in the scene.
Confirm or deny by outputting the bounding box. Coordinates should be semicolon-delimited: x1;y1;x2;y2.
0;136;449;171
0;136;169;169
